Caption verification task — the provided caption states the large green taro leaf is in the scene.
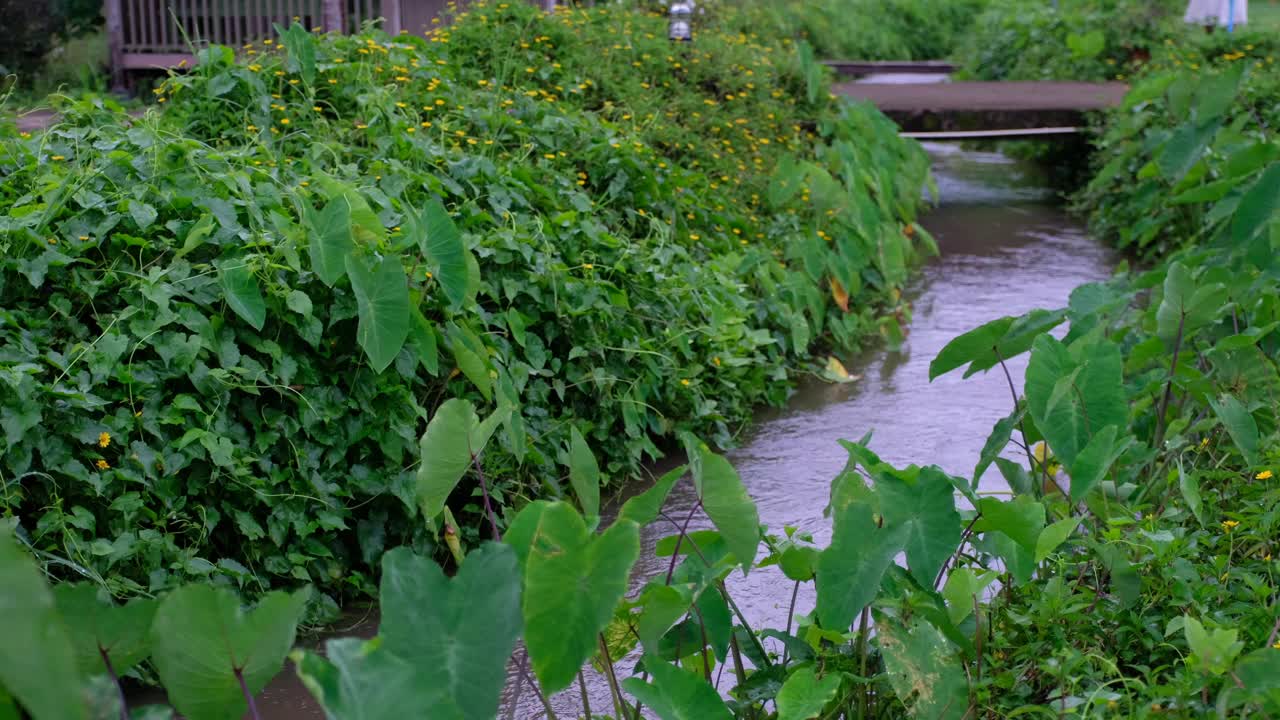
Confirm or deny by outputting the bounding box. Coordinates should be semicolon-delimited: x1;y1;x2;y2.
878;466;961;587
379;544;521;720
816;502;909;630
1024;335;1126;470
521;502;640;693
345;253;410;374
567;426;601;522
622;656;733;720
294;638;430;720
877;614;968;720
53;584;156;678
776;666;842;720
693;444;760;571
416;399;509;522
0;531;86;720
150;585;308;720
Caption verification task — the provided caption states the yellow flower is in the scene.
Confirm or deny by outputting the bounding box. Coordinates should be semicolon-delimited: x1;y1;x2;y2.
96;459;110;470
47;237;57;245
78;235;88;241
98;432;111;448
1221;519;1239;531
1274;641;1280;650
313;106;323;112
51;155;66;161
1256;470;1273;480
582;263;594;270
279;118;290;125
680;379;691;386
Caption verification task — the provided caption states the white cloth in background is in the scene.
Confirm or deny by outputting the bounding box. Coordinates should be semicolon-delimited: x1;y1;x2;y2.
1185;0;1248;26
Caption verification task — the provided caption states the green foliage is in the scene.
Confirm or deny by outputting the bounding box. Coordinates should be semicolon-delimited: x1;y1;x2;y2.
0;529;86;720
150;585;308;720
0;1;931;603
296;544;522;720
730;0;992;61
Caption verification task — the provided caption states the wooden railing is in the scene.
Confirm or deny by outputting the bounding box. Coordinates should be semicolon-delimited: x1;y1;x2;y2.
105;0;403;86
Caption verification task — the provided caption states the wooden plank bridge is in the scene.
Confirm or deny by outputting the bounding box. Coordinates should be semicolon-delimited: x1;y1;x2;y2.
835;77;1129;137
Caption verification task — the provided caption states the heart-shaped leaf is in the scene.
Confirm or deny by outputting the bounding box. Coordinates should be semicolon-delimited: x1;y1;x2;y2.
219;260;266;331
416;399;509;521
693;445;760;571
53;584;157;677
521;502;640;692
294;637;430;720
776;666;842;720
150;585;309;720
622;656;733;720
346;253;410;373
878;466;961;586
816;502;909;630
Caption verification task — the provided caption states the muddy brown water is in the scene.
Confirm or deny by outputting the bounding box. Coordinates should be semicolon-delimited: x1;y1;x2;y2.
198;140;1117;720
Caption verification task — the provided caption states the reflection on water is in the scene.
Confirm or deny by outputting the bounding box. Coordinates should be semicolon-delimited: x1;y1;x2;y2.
230;141;1116;719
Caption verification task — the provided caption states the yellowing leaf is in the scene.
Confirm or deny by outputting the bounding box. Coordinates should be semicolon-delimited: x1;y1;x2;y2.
829;277;850;312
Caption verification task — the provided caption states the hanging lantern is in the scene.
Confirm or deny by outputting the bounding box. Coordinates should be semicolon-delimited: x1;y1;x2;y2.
668;0;694;42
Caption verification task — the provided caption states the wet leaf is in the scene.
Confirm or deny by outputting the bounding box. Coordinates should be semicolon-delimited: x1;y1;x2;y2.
567;427;600;521
53;584;157;677
877;614;968;720
693;445;761;571
878;466;961;586
219;260;266;331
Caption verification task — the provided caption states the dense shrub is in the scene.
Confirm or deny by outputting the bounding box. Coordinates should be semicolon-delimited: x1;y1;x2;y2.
0;2;931;604
728;0;991;61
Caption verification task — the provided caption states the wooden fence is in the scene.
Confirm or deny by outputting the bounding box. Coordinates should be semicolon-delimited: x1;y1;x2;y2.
105;0;404;86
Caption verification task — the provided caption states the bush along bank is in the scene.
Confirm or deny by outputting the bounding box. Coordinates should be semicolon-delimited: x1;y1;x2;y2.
0;3;932;604
3;64;1277;720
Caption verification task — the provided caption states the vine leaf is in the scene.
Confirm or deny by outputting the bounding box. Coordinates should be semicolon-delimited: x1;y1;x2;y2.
0;530;87;720
816;502;908;630
622;656;733;720
693;444;761;570
53;584;156;677
346;253;410;373
150;585;309;720
415;399;509;522
521;502;639;693
219;260;266;331
776;666;842;720
567;426;601;521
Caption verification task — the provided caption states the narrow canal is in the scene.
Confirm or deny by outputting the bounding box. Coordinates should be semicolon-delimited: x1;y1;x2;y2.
497;140;1118;718
242;140;1118;719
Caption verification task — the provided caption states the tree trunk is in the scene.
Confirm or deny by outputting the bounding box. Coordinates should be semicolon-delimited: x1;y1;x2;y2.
322;0;343;32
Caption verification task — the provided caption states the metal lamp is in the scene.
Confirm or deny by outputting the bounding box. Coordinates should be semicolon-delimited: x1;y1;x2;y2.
668;0;694;42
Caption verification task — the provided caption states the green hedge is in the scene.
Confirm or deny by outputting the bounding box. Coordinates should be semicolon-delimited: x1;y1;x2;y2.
0;2;931;605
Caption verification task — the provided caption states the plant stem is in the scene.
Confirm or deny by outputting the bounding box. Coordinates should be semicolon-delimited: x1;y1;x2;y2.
995;350;1040;492
99;647;128;720
469;450;502;541
1152;311;1186;452
717;581;770;666
235;667;260;720
519;660;559;720
934;514;981;591
664;501;702;585
505;653;529;720
855;607;870;720
597;633;627;720
577;669;592;720
782;579;800;664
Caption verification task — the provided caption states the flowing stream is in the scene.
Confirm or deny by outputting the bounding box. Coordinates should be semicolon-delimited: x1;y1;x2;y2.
240;141;1117;719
